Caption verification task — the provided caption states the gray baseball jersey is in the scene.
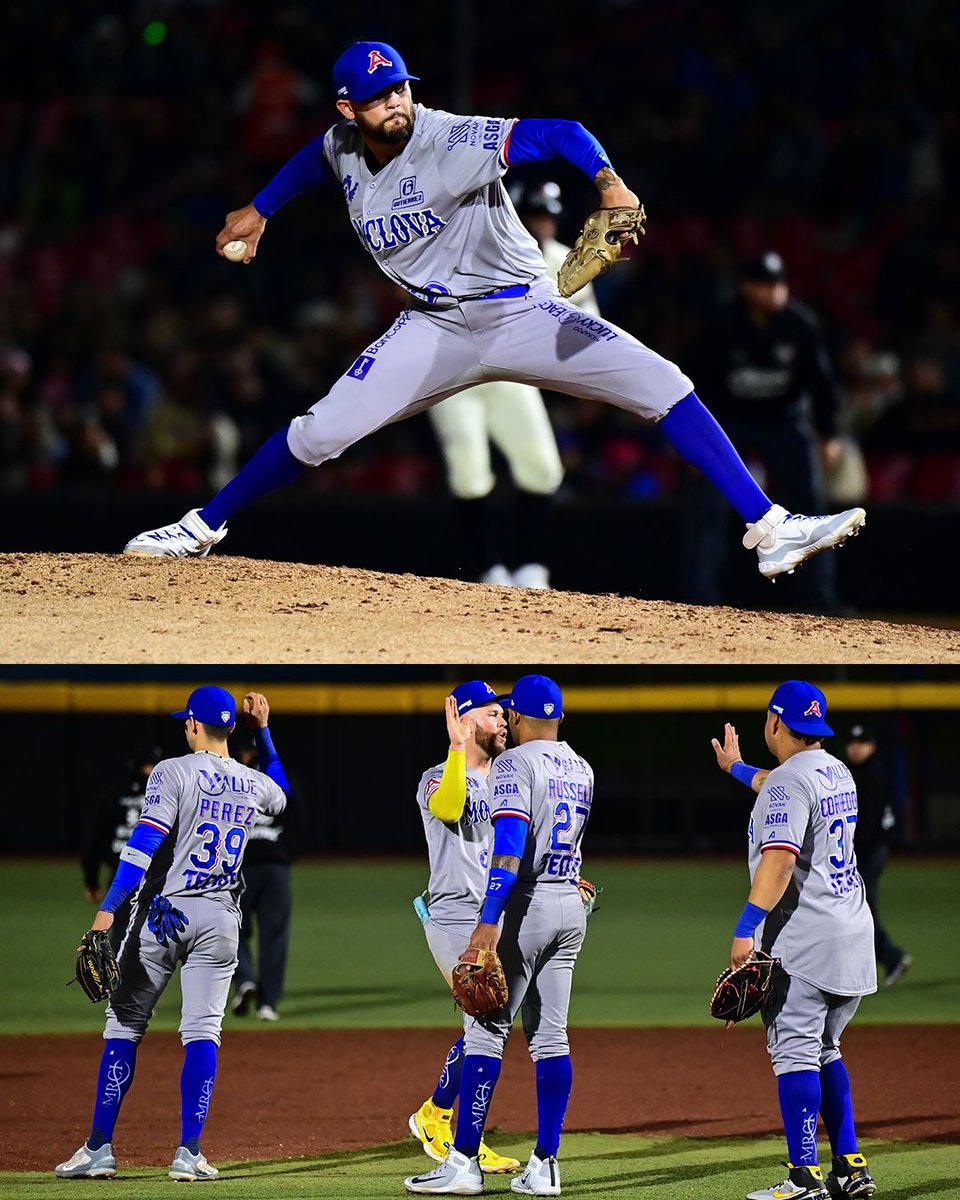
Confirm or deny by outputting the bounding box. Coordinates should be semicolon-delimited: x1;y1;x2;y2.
324;105;545;302
749;749;876;996
137;752;287;910
415;761;492;923
489;740;594;885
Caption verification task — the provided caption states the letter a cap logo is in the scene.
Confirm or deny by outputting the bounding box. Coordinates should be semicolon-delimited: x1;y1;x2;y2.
332;41;420;102
767;680;833;738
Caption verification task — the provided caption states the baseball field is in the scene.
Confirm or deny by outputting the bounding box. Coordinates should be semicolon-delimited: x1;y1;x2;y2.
2;857;957;1198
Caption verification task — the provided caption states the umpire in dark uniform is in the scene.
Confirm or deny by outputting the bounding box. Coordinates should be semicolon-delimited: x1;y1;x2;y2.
80;744;161;949
230;728;302;1021
846;722;912;987
681;251;847;613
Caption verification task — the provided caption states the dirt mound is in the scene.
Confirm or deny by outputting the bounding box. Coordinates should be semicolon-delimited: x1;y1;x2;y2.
2;553;956;663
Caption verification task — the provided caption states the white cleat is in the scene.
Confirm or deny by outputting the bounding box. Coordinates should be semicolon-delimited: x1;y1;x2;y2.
746;1163;830;1200
511;563;551;589
404;1146;484;1194
480;563;515;587
257;1005;280;1021
54;1142;117;1178
744;504;865;580
169;1146;219;1181
123;508;227;558
511;1151;561;1196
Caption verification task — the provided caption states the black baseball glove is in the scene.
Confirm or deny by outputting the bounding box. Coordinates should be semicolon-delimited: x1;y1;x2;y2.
74;929;122;1003
709;950;777;1028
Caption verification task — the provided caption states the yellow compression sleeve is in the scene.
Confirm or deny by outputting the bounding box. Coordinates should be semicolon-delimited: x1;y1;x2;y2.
428;748;467;822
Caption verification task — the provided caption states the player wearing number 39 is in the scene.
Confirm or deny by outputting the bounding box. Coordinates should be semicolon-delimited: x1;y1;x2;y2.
55;687;289;1182
123;40;864;591
712;682;877;1200
406;675;593;1197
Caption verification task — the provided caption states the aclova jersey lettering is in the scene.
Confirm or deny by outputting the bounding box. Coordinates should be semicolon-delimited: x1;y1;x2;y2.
138;752;286;908
749;748;876;995
490;740;593;884
416;761;492;921
323;105;547;299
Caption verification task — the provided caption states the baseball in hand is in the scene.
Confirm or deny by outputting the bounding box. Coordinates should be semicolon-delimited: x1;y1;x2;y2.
223;240;248;262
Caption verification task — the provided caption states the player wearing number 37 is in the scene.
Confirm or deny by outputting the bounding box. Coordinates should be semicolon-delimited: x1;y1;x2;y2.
712;681;877;1200
55;687;289;1183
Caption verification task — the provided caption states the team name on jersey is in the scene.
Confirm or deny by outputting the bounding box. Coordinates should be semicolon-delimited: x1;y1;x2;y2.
182;866;240;892
197;798;258;825
351;209;447;254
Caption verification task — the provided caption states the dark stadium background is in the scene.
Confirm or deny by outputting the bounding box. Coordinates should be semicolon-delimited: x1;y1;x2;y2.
1;2;957;614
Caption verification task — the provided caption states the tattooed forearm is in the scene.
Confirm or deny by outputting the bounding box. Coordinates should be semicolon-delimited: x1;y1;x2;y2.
492;854;521;873
595;167;623;191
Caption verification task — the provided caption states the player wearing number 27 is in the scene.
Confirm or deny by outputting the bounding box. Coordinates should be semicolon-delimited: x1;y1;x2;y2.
712;681;877;1200
406;675;592;1197
55;687;289;1182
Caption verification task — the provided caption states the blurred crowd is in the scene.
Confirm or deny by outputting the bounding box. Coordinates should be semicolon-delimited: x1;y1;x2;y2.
1;0;958;502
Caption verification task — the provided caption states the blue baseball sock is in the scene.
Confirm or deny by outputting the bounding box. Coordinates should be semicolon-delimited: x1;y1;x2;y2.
88;1039;138;1149
533;1055;572;1159
819;1059;858;1157
777;1070;822;1167
198;427;304;531
452;1054;502;1158
659;391;771;523
432;1036;465;1109
180;1040;218;1153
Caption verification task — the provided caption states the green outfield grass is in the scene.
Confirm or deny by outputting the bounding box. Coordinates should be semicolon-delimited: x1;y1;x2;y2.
2;1135;955;1198
1;859;956;1035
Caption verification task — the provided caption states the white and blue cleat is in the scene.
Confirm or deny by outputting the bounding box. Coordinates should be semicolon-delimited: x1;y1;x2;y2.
169;1145;219;1182
744;504;866;580
123;509;227;558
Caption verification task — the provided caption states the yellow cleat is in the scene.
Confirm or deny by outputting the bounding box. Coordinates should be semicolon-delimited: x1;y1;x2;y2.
478;1142;521;1174
408;1099;454;1164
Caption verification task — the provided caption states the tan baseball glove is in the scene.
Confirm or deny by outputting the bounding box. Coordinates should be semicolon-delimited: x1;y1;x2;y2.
557;205;646;298
451;947;509;1017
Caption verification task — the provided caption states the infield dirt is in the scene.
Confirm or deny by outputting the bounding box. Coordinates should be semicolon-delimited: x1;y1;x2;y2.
3;1026;957;1170
2;553;957;663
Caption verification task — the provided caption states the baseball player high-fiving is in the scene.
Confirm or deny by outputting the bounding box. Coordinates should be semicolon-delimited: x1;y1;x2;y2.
408;682;519;1175
406;675;592;1197
714;681;878;1200
55;687;289;1183
124;39;864;592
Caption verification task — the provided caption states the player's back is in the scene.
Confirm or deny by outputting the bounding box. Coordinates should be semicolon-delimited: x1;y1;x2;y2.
416;761;492;920
749;748;876;995
490;740;593;885
139;752;287;907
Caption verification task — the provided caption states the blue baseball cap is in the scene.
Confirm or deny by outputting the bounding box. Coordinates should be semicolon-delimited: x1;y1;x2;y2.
768;680;833;737
498;674;563;720
332;41;419;103
171;686;236;728
451;680;499;716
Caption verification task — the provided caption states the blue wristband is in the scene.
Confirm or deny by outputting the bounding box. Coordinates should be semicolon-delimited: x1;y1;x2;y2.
733;901;768;938
480;865;517;924
731;761;761;789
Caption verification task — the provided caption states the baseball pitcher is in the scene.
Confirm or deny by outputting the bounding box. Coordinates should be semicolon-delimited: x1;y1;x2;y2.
408;681;519;1175
406;674;592;1197
713;681;878;1200
55;687;289;1182
124;39;865;596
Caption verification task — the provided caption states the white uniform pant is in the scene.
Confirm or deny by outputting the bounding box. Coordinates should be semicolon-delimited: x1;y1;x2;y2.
762;966;863;1076
424;916;477;1037
287;280;692;468
104;893;240;1047
428;381;564;499
464;884;586;1063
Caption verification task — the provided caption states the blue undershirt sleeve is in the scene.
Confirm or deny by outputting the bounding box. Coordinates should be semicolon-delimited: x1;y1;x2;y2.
478;813;528;923
100;820;168;912
253;135;334;218
505;118;612;180
254;726;291;795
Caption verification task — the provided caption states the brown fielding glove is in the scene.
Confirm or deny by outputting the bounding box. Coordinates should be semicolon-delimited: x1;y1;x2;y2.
557;205;647;298
709;950;777;1029
74;930;121;1003
576;876;602;919
451;947;509;1018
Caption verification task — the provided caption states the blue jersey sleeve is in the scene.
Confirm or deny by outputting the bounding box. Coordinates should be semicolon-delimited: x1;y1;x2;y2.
253;134;334;218
505;118;612;180
255;726;290;795
100;819;169;912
